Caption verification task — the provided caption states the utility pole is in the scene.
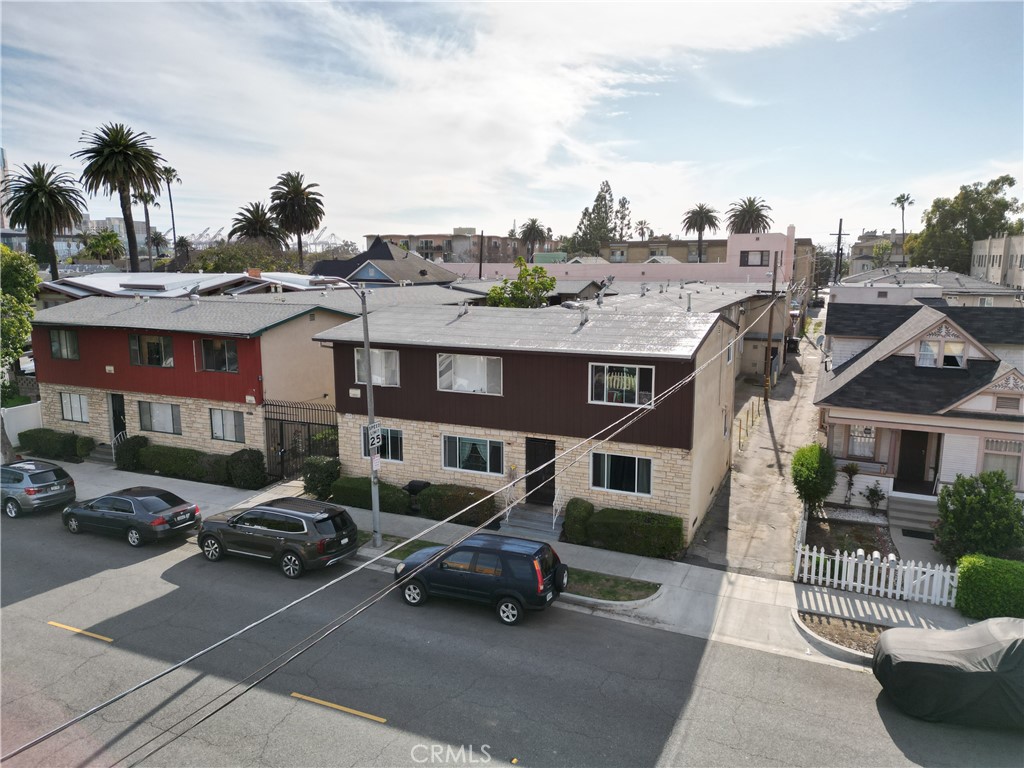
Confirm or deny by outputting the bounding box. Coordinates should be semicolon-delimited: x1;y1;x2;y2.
831;218;850;283
477;230;483;280
763;249;780;406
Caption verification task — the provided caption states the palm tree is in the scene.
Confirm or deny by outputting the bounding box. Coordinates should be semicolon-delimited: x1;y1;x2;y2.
160;166;182;262
229;201;288;248
269;171;324;272
518;218;547;262
726;196;773;234
73;229;94;259
681;204;721;263
1;162;86;280
86;228;125;263
174;235;192;264
148;230;169;257
891;193;914;261
72;123;164;273
635;220;652;241
132;190;160;270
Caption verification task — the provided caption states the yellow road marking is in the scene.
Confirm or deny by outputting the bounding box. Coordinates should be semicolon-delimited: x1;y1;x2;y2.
47;621;113;643
290;692;387;723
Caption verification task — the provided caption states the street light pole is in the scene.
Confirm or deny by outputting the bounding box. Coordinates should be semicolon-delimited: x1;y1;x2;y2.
763;251;779;406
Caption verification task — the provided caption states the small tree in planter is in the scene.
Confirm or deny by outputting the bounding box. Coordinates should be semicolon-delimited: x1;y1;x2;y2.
791;444;837;514
859;480;887;513
840;462;860;506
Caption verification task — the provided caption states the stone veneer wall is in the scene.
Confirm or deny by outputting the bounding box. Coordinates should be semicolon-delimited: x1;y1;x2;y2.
38;383;267;456
338;414;692;521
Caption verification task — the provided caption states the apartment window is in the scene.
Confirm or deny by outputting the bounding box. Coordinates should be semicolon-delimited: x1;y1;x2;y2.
979;296;993;307
942;342;965;368
362;426;404;461
590;363;653;406
591;452;652;495
60;393;89;423
355;348;400;386
917;340;938;367
210;409;245;443
418;240;433;252
610;249;626;263
437;353;502;395
443;435;503;474
129;334;174;367
399;239;410;250
727;344;734;365
983;439;1022;488
740;250;770;267
848;425;876;458
139;402;182;434
49;329;79;360
201;339;238;372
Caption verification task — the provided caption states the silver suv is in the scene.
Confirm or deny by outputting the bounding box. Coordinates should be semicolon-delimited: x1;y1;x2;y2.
1;460;77;519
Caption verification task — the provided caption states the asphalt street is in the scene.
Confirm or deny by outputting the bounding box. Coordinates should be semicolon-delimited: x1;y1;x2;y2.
3;509;1022;768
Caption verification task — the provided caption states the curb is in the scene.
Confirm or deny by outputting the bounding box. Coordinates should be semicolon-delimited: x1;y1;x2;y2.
790;609;873;667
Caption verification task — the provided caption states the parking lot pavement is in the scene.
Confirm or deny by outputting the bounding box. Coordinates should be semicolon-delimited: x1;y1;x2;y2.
48;459;260;515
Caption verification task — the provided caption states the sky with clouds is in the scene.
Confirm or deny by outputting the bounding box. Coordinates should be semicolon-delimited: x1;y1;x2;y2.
3;1;1021;251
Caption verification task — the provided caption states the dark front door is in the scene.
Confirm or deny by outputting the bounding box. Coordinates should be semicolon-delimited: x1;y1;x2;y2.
525;438;556;506
896;430;930;493
110;394;126;439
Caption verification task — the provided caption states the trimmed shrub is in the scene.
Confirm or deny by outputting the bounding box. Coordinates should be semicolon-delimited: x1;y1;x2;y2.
227;448;268;490
303;456;341;500
330;475;411;515
115;435;149;471
17;428;78;460
75;436;96;459
586;507;684;558
199;453;231;485
563;497;595;544
417;484;496;527
791;444;837;512
956;554;1024;620
934;471;1024;562
139;445;207;481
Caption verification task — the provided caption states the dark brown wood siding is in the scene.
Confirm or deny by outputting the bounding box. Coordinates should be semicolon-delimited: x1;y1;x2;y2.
332;344;695;449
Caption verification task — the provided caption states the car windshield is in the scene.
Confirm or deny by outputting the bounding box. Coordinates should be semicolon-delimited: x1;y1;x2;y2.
137;492;188;513
29;469;68;484
314;513;351;535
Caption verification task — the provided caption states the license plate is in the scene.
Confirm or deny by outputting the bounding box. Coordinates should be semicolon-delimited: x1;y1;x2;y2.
176;513;189;522
340;537;349;545
546;591;553;602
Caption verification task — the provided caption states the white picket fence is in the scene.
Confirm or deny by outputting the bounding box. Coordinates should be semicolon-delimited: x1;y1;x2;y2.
793;545;958;607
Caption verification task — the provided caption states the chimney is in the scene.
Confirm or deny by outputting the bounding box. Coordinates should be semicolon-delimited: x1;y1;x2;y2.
247;268;262;278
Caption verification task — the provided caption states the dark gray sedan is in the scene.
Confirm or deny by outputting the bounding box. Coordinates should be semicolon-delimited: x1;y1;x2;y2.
62;487;200;547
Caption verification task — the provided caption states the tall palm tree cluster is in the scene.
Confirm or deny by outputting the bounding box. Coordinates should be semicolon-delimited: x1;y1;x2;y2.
677;197;773;263
230;172;325;271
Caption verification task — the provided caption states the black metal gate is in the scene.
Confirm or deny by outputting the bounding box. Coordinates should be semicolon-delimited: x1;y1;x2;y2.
264;400;339;479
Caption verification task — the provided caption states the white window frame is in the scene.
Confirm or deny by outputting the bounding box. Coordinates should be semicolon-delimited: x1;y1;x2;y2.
362;425;404;462
139;401;182;435
60;392;89;423
354;348;400;387
591;452;653;496
49;329;79;360
982;438;1022;489
917;339;966;369
437;353;502;396
589;363;654;407
442;435;503;475
848;425;876;459
210;408;245;443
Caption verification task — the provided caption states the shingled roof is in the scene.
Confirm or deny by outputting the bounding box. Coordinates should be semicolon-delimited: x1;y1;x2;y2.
310;236;460;285
825;303;1024;346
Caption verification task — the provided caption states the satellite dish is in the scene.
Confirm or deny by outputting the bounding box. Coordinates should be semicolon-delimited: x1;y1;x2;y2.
815;335;826;348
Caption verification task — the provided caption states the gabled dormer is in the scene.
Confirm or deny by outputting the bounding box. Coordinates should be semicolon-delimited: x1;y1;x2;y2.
942;368;1024;417
894;318;997;370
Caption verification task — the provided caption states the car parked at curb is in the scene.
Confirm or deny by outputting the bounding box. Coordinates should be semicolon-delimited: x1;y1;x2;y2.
197;497;359;578
62;487;200;547
2;460;76;519
393;533;569;625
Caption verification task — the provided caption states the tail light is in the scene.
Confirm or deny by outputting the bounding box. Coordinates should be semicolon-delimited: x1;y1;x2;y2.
194;505;201;520
317;538;328;554
67;479;75;487
151;516;167;527
533;559;544;595
24;487;39;496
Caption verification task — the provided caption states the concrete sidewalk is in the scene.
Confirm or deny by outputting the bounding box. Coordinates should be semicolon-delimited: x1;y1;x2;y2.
262;478;970;670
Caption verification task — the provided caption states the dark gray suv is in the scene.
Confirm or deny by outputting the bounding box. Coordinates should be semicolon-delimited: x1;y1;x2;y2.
197;497;359;578
1;460;76;519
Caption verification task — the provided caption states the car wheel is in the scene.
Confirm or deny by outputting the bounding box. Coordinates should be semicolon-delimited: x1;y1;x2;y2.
554;563;569;593
4;498;22;519
402;580;428;606
66;514;81;534
200;535;223;562
280;551;304;579
496;597;523;626
126;527;144;547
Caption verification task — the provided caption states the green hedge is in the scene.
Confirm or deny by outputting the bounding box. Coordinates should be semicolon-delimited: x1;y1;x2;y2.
330;476;411;515
563;497;595;544
228;448;268;490
417;484;497;527
199;453;231;485
303;456;341;500
115;435;149;470
956;554;1024;620
585;507;684;558
138;445;207;482
17;428;79;461
75;436;96;459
